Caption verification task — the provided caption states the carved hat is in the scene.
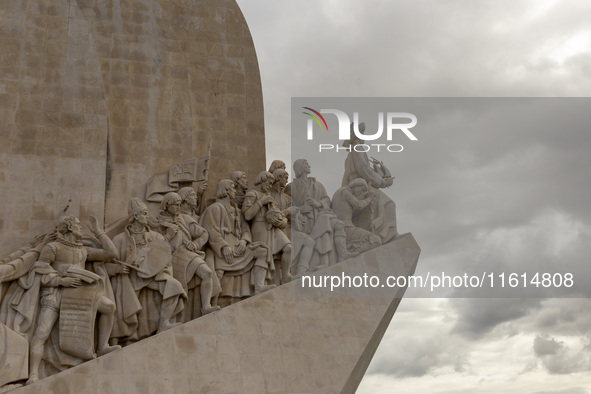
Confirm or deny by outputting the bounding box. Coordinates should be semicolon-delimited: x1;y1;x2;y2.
128;198;147;216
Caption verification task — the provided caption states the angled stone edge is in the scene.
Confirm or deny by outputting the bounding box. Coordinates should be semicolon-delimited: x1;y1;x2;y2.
12;234;420;394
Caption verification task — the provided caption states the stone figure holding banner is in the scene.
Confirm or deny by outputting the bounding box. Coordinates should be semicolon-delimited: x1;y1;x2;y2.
26;215;120;384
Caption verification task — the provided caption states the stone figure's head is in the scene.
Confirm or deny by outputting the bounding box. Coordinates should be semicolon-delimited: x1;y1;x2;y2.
272;169;289;188
55;215;82;239
128;198;149;226
217;179;236;199
293;159;311;178
161;192;182;215
231;171;248;190
178;187;198;209
254;171;274;193
268;160;286;174
349;178;368;196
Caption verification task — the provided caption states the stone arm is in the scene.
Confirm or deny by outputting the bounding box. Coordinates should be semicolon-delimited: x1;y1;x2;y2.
0;249;43;283
103;235;129;277
242;191;265;221
86;232;118;262
343;189;373;211
351;150;387;188
188;221;209;251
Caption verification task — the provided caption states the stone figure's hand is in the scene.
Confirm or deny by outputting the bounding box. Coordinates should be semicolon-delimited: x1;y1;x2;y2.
61;277;82;288
185;241;197;252
271;216;286;228
235;240;247;256
118;265;130;275
198;182;207;195
222;246;234;264
88;215;102;235
259;195;273;205
300;205;312;214
306;198;321;208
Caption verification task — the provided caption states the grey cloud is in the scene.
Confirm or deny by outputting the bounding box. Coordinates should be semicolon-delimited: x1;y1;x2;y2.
534;335;563;356
450;298;542;339
366;335;468;378
532;333;591;375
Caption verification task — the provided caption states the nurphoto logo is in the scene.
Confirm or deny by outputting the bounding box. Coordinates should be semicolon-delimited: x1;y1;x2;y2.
302;107;418;153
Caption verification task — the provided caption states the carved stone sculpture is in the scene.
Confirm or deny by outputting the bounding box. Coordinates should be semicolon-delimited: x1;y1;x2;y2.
243;172;292;284
230;171;249;210
178;186;205;221
270;169;315;277
200;180;276;298
108;199;186;346
289;159;358;268
332;179;382;254
342;122;399;243
157;193;220;317
26;215;120;384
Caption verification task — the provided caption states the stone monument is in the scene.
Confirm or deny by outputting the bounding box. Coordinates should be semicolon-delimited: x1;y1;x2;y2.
0;1;420;392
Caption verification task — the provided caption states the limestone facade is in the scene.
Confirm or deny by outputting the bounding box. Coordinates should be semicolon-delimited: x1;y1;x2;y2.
0;0;265;255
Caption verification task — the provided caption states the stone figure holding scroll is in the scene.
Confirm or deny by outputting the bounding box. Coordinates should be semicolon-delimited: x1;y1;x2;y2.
109;198;186;345
342;122;398;243
243;171;292;284
158;193;220;317
200;180;275;297
332;178;382;254
26;215;120;384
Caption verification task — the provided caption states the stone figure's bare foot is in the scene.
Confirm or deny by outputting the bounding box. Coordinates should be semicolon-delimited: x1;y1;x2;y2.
201;305;221;315
97;344;121;357
254;284;276;295
26;374;39;385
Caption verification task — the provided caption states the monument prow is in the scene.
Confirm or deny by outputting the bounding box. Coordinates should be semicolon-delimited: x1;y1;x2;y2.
10;234;419;394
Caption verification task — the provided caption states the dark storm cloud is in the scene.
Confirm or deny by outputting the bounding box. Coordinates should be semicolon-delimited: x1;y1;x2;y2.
533;334;591;375
450;298;542;338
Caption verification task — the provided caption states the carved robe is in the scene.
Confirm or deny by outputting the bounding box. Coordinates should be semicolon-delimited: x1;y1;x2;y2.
242;189;290;255
200;200;273;298
109;227;186;342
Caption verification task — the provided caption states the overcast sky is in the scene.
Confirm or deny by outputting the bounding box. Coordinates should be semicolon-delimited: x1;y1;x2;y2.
235;0;591;392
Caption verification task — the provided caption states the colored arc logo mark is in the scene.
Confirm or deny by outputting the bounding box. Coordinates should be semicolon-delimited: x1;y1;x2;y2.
302;107;329;131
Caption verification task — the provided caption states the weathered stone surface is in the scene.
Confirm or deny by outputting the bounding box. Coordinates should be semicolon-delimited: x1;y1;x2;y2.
11;234;420;394
0;0;265;255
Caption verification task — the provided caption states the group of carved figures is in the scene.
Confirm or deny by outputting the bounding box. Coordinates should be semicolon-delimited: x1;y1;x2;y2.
0;134;399;388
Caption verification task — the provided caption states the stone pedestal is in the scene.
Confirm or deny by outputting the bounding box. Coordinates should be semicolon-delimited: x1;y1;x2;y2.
11;234;420;394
